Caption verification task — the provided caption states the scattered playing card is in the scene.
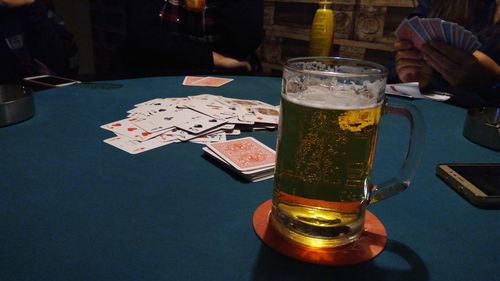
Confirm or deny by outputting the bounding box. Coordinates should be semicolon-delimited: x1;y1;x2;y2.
183;76;234;87
100;94;279;154
103;135;174;154
191;77;234;87
182;76;205;85
176;115;227;134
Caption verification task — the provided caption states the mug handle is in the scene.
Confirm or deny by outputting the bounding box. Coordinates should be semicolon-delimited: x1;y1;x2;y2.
369;100;426;204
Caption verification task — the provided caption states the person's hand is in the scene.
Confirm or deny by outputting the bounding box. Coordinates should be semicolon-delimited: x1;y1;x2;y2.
394;40;433;87
421;40;500;92
0;0;35;7
212;52;251;73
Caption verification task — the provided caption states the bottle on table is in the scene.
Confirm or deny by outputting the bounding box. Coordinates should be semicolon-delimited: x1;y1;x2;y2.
308;0;335;56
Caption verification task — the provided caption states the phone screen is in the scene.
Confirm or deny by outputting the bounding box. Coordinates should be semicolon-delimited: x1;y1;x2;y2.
29;76;76;85
449;165;500;196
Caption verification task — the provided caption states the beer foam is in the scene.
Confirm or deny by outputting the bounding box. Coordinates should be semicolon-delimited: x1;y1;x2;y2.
285;84;381;110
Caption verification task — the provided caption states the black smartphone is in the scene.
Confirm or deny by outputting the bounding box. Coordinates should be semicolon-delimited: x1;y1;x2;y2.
23;75;81;88
436;163;500;209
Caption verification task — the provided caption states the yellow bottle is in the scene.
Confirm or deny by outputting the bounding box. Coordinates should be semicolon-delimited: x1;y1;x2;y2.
308;1;335;56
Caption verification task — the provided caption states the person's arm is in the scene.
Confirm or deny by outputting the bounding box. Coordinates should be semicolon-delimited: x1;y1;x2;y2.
0;0;33;7
24;0;78;77
421;40;500;93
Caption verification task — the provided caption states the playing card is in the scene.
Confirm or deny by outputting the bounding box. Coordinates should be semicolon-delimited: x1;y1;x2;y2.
191;77;234;87
206;137;276;171
132;108;206;133
427;18;446;41
460;30;473;50
441;21;456;44
408;16;431;42
103;135;174;154
189;131;227;144
395;18;426;50
100;118;164;141
248;105;280;124
202;147;274;182
176;114;227;134
134;98;165;108
420;19;436;39
156;128;182;143
182;76;206;85
185;98;239;119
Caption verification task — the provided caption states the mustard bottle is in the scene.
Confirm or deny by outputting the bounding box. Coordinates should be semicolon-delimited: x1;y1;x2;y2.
308;1;335;56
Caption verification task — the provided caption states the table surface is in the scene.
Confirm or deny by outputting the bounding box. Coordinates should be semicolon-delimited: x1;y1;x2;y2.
1;76;499;281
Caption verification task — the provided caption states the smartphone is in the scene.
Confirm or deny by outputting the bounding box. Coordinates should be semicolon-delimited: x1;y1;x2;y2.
436;163;500;209
23;75;81;88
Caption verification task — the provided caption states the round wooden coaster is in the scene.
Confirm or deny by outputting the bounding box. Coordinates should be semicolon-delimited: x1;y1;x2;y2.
253;199;387;266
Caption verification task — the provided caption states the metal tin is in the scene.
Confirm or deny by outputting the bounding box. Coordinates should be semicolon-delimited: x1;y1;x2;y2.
0;85;35;127
463;107;500;151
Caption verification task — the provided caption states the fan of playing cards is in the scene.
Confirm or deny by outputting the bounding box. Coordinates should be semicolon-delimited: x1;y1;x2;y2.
396;17;481;53
101;94;279;155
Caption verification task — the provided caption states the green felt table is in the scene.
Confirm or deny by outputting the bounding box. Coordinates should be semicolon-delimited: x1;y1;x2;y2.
1;76;499;281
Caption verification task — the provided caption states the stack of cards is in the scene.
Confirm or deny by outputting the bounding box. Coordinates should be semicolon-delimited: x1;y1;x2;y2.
396;17;481;53
101;94;280;154
203;137;276;182
182;76;233;87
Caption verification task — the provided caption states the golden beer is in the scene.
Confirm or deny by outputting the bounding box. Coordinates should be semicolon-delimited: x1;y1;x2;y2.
271;91;383;248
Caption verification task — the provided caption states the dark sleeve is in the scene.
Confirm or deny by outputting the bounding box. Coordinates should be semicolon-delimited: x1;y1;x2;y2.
24;0;79;78
122;0;214;72
212;0;264;59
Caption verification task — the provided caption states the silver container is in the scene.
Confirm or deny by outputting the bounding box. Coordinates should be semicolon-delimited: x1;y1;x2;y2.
463;107;500;151
0;85;35;127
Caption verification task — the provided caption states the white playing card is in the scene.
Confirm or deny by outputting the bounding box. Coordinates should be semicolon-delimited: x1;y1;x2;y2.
189;131;227;144
103;135;174;154
176;114;227;134
186;99;239;119
250;105;280;124
132;108;206;133
100;117;164;141
134;98;165;108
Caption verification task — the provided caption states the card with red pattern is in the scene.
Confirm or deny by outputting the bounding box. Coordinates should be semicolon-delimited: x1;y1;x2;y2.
206;137;275;171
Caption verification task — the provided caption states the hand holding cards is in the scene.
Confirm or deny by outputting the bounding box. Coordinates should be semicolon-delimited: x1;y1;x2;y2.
396;17;481;53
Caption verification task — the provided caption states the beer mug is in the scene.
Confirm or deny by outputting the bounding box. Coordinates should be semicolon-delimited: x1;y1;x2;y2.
270;57;425;248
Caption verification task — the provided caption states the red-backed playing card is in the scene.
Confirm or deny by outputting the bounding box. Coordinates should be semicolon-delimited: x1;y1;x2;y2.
206;137;275;171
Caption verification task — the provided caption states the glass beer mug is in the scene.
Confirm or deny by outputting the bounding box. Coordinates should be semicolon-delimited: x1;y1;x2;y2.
271;57;425;248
